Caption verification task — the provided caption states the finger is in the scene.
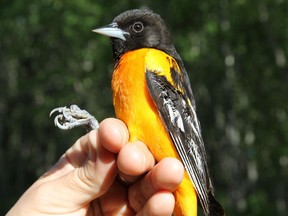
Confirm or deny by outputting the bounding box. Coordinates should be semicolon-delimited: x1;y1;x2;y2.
36;130;117;211
40;118;127;183
128;158;184;212
98;118;129;153
39;132;91;182
66;129;118;198
137;191;175;216
117;141;155;184
94;181;135;215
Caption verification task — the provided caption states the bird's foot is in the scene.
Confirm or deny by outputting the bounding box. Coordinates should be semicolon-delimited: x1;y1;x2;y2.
50;105;99;131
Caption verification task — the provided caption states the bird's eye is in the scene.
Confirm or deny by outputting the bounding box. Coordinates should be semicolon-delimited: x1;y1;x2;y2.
132;22;144;33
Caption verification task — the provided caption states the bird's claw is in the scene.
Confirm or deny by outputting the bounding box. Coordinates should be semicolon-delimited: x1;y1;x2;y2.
50;105;99;131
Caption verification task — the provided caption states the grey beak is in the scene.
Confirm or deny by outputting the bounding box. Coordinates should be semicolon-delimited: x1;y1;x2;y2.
92;23;129;41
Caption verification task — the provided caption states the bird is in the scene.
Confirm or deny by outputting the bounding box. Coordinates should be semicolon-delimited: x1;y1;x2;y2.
92;9;224;216
51;8;224;216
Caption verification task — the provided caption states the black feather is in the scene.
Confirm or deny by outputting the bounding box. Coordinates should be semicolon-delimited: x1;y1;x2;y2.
146;70;224;216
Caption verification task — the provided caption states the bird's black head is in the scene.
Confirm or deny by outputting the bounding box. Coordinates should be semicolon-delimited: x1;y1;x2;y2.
93;9;177;61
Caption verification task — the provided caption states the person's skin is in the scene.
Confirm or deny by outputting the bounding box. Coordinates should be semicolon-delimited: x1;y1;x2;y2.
7;118;184;216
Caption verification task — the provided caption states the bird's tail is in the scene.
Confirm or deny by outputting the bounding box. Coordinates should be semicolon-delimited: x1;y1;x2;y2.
208;192;225;216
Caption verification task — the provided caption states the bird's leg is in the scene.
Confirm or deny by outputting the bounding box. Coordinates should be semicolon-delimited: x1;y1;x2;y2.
50;105;99;132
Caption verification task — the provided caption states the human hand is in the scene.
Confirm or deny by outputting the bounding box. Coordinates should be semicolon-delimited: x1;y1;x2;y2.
7;118;184;216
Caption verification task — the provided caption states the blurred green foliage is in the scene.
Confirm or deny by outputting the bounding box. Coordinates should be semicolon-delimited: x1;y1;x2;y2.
1;0;288;215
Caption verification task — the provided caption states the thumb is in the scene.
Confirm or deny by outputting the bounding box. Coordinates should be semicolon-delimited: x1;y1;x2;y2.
39;130;117;212
66;130;118;202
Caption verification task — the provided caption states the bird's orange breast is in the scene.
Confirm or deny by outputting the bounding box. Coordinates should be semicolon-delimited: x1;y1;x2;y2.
111;48;197;216
112;48;179;161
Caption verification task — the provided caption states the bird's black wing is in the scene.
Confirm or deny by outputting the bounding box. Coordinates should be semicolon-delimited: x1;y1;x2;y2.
145;70;224;216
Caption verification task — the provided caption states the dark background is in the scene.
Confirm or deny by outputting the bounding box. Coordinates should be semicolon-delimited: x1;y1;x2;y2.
1;0;288;215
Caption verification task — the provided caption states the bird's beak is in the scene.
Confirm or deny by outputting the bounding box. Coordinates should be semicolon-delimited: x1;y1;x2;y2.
92;23;129;41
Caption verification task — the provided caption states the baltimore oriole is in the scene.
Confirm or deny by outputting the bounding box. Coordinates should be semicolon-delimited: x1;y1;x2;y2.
51;8;224;216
